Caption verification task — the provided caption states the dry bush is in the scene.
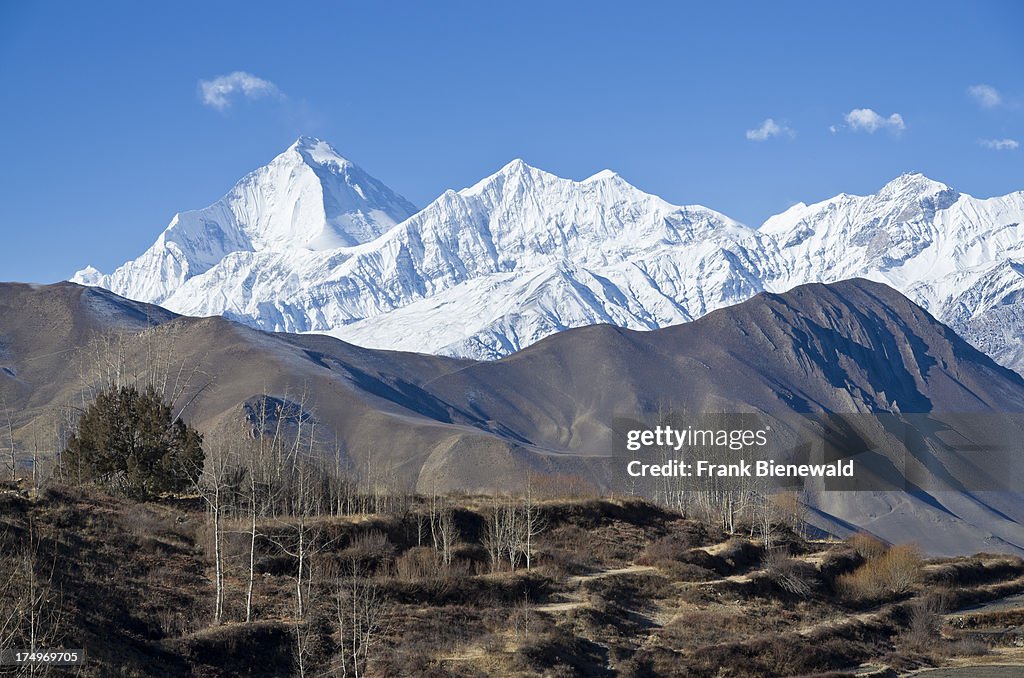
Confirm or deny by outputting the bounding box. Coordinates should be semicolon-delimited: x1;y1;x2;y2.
928;556;1024;588
656;561;717;582
901;598;991;659
838;544;923;601
154;605;206;638
582;572;674;611
394;546;441;581
530;473;599;499
847;532;888;560
879;544;924;593
659;609;736;648
339;529;394;572
636;533;692;565
716;537;763;572
762;548;816;598
942;637;989;657
819;547;864;583
901;599;942;651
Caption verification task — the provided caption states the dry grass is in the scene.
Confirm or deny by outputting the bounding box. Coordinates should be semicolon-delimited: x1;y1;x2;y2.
847;532;889;560
4;484;1023;677
838;544;924;602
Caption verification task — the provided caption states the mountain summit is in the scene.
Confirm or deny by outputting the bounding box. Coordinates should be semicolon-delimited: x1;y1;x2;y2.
75;141;766;356
73;140;1024;369
73;138;416;303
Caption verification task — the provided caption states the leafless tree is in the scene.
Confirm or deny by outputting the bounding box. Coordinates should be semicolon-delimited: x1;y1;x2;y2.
483;494;526;572
0;520;65;676
3;397;16;481
331;560;391;678
240;393;290;623
435;507;458;568
483;495;510;573
518;475;547;571
192;432;244;625
271;415;329;622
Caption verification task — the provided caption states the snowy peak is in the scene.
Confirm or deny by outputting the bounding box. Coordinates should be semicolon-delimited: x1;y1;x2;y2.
464;159;639;203
71;140;1024;370
245;136;417;250
584;169;620;182
758;173;966;271
875;172;960;218
878;172;956;199
72;138;417;303
287;135;354;170
461;158;560;197
428;157;753;262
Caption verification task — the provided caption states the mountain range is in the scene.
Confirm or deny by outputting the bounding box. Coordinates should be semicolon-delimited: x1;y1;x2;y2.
3;279;1024;556
74;137;1024;370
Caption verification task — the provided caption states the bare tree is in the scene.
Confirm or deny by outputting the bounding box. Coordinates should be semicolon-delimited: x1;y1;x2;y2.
332;560;391;678
0;520;66;676
192;434;241;626
241;394;288;623
483;494;524;572
518;475;547;571
483;495;510;573
3;397;16;481
435;507;458;568
272;442;327;622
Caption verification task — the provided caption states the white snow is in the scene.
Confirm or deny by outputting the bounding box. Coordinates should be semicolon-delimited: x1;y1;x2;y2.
72;143;1024;369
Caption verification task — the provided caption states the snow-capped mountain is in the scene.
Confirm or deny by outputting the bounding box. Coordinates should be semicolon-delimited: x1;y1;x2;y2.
75;140;772;358
75;137;417;303
73;138;1024;370
757;173;1024;371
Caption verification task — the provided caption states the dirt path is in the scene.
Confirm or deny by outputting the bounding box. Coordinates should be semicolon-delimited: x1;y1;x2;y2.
564;565;658;585
795;608;884;638
683;571;757;588
534;564;658;614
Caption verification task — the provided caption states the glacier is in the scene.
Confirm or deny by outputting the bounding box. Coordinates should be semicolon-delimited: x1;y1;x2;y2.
73;137;1024;370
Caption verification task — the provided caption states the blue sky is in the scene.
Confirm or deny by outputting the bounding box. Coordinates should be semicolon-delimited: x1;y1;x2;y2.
1;1;1021;283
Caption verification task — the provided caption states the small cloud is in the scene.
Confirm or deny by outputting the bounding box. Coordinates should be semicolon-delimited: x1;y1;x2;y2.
199;71;283;111
979;138;1019;151
967;84;1002;109
828;125;838;135
745;118;795;141
843;108;905;134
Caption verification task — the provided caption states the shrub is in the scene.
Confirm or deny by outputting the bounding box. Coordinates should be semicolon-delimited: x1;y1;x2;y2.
395;546;441;581
847;532;888;560
762;548;816;598
878;544;924;594
717;537;764;571
64;383;203;499
338;530;394;573
636;533;692;565
901;600;941;651
838;544;923;601
819;548;864;583
943;638;989;657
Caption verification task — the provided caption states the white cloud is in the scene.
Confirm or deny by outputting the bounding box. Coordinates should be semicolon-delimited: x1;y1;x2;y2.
979;138;1019;151
967;84;1002;109
745;118;795;141
199;71;283;111
844;108;905;134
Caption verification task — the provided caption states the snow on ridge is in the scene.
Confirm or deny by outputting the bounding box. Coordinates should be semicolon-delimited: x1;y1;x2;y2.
73;139;1024;370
